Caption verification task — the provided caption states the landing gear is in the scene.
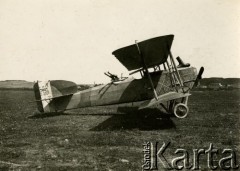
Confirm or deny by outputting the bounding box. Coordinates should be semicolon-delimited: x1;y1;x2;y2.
168;97;189;118
173;103;189;118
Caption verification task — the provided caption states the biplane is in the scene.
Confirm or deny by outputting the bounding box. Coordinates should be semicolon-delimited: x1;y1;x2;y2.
34;35;204;118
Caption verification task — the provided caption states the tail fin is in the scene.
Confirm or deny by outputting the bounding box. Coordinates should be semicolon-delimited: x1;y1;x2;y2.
33;80;78;113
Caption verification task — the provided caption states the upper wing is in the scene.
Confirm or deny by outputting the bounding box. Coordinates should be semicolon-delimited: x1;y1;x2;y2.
112;35;174;71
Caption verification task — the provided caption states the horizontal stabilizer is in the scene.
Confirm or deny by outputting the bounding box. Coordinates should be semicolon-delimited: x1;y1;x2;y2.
33;80;78;113
34;80;78;101
139;92;191;110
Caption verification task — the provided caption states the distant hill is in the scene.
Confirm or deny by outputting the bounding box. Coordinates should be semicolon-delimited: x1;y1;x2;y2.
200;77;240;86
0;80;34;90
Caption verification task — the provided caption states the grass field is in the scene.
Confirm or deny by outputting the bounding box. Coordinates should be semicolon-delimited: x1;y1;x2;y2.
0;90;239;170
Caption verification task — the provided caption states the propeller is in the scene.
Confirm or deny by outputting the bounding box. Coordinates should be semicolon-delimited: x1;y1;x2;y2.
193;67;204;87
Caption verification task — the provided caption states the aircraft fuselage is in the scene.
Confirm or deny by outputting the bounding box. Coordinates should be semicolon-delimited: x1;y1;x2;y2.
51;67;197;112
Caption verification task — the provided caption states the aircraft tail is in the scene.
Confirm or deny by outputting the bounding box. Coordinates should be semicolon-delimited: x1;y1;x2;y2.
33;80;78;113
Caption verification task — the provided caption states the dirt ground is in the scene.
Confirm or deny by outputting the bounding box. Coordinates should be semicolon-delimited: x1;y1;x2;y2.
0;90;239;170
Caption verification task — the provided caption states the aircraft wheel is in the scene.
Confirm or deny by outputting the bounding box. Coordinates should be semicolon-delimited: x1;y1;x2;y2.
173;103;189;118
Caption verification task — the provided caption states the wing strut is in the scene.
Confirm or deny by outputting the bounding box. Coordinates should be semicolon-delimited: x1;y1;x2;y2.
169;50;183;87
135;40;158;100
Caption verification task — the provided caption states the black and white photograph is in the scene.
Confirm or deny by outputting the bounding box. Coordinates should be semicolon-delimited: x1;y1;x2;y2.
0;0;239;170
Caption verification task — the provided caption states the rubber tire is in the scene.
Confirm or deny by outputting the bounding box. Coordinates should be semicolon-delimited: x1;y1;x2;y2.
173;103;189;118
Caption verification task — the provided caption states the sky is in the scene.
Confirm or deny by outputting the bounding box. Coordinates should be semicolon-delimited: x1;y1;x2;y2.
0;0;239;84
